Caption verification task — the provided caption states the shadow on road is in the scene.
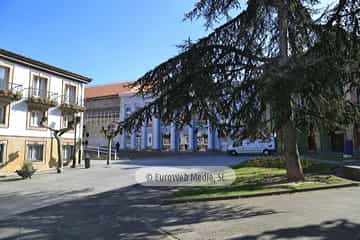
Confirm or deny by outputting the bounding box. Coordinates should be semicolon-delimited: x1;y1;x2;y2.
228;219;360;240
0;184;279;240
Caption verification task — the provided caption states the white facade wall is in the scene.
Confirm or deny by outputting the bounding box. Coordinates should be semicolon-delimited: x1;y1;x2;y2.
118;93;229;151
0;58;84;140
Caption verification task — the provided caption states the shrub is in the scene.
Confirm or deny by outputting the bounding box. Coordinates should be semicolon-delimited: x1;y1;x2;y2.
61;103;86;111
21;160;34;172
0;89;23;101
30;96;57;106
16;161;36;179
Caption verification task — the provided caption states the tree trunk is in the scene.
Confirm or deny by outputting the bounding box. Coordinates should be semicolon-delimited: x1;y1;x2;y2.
107;138;112;166
282;119;304;181
55;135;63;173
277;2;304;182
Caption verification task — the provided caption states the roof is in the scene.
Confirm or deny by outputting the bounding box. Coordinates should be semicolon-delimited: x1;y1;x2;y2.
0;48;92;83
85;81;138;99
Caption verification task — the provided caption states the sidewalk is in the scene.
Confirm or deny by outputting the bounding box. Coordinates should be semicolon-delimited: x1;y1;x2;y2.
303;152;360;165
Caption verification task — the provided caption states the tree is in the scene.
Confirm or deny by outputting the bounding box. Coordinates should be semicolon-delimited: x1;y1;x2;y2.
121;0;360;181
101;123;121;166
40;117;74;173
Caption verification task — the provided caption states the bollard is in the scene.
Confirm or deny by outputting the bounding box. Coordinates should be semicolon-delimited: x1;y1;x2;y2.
85;157;91;169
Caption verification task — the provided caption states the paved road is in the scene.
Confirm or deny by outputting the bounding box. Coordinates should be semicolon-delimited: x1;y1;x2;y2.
0;154;244;239
1;154;360;240
0;154;243;219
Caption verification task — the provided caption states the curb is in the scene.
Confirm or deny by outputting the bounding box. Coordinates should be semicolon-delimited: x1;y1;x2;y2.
161;182;359;205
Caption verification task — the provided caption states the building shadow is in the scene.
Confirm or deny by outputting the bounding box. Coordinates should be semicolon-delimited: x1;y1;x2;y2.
228;219;360;240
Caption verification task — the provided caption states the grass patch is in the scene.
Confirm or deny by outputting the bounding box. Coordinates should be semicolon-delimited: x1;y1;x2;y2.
174;157;352;200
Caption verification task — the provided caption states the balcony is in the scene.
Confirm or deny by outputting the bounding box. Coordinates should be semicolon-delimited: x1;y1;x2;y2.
26;88;58;110
0;83;23;104
60;95;86;113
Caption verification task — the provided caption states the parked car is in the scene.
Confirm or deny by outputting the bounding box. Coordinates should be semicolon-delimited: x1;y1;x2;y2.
227;137;276;156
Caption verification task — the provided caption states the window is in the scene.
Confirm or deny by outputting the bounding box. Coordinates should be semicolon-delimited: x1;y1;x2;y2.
32;76;47;97
125;107;132;119
65;85;76;104
63;114;74;128
27;144;44;162
0;66;9;89
0;104;6;124
0;143;5;164
233;141;242;147
148;134;152;146
29;111;45;128
62;145;74;161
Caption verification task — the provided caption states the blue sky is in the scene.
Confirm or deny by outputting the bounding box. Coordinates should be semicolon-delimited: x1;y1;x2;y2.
1;0;334;86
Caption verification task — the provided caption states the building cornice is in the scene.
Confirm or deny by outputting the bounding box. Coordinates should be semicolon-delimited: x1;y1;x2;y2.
0;48;92;84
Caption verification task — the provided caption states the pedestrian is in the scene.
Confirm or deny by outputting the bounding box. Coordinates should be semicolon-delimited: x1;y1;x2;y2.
115;142;120;152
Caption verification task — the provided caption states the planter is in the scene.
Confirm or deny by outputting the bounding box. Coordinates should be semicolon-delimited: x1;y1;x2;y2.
27;96;57;110
60;103;86;112
30;96;57;106
15;169;37;179
0;89;22;103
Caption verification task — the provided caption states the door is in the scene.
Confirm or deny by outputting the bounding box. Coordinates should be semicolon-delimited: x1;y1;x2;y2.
330;133;344;153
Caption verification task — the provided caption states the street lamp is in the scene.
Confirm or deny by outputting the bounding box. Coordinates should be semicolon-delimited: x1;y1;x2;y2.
71;115;81;168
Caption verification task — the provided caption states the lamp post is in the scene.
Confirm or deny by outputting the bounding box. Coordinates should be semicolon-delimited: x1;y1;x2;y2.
80;125;89;165
72;115;81;168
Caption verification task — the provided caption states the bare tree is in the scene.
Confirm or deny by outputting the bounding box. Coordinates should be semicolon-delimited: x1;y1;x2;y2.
101;123;121;165
41;117;74;173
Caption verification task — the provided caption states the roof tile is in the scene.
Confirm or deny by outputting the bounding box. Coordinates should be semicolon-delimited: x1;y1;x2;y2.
85;81;137;99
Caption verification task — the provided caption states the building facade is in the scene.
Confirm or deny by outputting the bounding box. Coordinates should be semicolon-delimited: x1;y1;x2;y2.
85;81;360;156
84;82;134;147
0;48;91;174
84;82;227;152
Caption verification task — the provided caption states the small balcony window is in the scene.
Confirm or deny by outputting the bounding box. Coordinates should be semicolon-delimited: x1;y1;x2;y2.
64;85;76;104
63;114;74;128
0;66;9;89
32;76;48;98
29;111;46;128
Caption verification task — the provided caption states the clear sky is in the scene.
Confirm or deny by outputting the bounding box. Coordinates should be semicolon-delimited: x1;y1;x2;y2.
1;0;334;86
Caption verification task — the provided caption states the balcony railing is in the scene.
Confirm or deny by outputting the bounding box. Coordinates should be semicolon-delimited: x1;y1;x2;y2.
60;95;86;112
0;82;23;103
25;87;59;110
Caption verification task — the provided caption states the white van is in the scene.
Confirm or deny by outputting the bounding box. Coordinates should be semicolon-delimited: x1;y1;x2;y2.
227;137;276;156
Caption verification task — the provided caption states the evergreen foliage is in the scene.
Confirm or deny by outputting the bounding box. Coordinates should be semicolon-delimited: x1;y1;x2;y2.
120;0;359;181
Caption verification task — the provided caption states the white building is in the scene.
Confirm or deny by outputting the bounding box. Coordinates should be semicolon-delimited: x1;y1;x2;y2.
0;48;91;174
85;82;229;152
